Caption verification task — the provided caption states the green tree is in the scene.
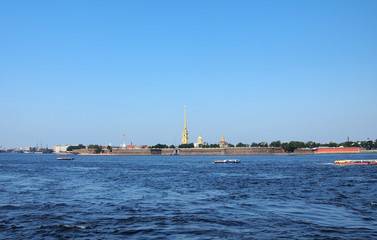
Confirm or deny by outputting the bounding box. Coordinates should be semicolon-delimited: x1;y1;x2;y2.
270;141;281;147
285;141;305;153
305;141;319;148
259;142;268;147
178;143;194;148
203;143;219;148
87;144;102;154
339;141;359;148
107;145;112;152
361;140;374;150
67;144;86;151
236;142;249;147
151;144;169;148
281;142;288;151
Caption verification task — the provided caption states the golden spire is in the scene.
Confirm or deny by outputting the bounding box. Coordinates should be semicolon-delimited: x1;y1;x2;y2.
184;105;187;129
181;105;189;144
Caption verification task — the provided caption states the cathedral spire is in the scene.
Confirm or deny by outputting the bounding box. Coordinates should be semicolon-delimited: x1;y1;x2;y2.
184;105;187;129
181;105;189;144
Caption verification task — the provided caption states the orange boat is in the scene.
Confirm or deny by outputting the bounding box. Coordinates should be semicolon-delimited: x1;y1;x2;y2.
334;160;377;166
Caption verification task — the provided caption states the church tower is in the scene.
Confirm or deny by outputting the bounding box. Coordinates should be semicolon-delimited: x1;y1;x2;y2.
219;135;228;148
198;134;203;145
181;105;189;144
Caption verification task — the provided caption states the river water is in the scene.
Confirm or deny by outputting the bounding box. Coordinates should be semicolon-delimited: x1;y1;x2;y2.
1;153;377;239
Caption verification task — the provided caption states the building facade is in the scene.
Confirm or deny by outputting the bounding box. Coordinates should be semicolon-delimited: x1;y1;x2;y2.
219;135;228;148
54;145;69;153
198;134;203;145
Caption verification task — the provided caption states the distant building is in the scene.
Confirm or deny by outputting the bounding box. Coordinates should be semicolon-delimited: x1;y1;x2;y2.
54;145;69;153
121;134;127;148
194;134;203;148
127;142;135;149
198;134;203;146
23;147;35;152
181;105;189;145
219;135;228;148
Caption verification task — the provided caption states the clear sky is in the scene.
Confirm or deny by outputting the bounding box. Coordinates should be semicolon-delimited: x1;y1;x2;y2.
1;0;376;148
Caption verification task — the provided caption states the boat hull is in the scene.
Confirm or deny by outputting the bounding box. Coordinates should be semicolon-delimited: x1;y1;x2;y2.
214;159;240;163
334;160;377;166
57;157;75;160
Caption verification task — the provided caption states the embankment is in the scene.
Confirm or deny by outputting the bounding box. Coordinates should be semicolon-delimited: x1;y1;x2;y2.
74;147;284;156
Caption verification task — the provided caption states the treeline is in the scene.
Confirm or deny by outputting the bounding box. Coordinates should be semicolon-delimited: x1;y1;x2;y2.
67;144;104;154
67;144;86;151
151;139;377;153
267;140;377;152
229;140;377;152
150;144;175;149
68;139;377;154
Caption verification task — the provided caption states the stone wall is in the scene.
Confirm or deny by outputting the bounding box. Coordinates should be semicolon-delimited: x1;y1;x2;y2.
225;147;275;155
178;148;225;155
72;149;95;155
293;148;315;154
74;147;282;156
112;148;152;155
314;147;363;154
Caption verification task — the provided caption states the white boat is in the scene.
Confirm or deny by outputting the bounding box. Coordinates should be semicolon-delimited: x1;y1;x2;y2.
214;159;240;163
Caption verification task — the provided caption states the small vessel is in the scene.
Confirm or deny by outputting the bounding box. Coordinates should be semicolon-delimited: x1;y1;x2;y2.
57;157;75;160
214;159;240;164
334;159;377;166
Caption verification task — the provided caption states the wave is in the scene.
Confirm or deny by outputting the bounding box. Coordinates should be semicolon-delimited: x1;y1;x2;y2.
0;205;21;210
40;224;88;230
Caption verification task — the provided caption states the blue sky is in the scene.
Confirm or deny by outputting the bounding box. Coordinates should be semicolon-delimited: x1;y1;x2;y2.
1;0;376;148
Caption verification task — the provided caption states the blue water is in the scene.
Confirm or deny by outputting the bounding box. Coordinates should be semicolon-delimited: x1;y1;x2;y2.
1;153;377;239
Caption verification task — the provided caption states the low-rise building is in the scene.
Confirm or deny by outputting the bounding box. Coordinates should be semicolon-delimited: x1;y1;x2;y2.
54;145;69;153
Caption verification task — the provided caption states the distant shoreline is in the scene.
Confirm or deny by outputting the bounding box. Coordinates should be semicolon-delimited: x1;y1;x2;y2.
69;152;376;156
55;147;376;156
4;148;375;156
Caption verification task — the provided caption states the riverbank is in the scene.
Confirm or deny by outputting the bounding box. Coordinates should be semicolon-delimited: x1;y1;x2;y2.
67;147;370;156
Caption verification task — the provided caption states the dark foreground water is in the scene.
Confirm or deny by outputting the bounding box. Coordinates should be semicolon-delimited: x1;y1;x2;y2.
1;153;377;239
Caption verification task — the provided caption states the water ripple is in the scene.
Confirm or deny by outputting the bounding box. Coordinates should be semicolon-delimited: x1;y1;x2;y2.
1;153;377;239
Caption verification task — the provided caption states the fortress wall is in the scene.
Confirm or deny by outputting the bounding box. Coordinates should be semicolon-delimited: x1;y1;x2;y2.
70;147;369;156
161;149;175;155
314;147;363;154
178;148;226;155
174;147;277;156
76;147;280;155
112;148;152;155
72;149;95;154
225;147;275;155
294;149;315;155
